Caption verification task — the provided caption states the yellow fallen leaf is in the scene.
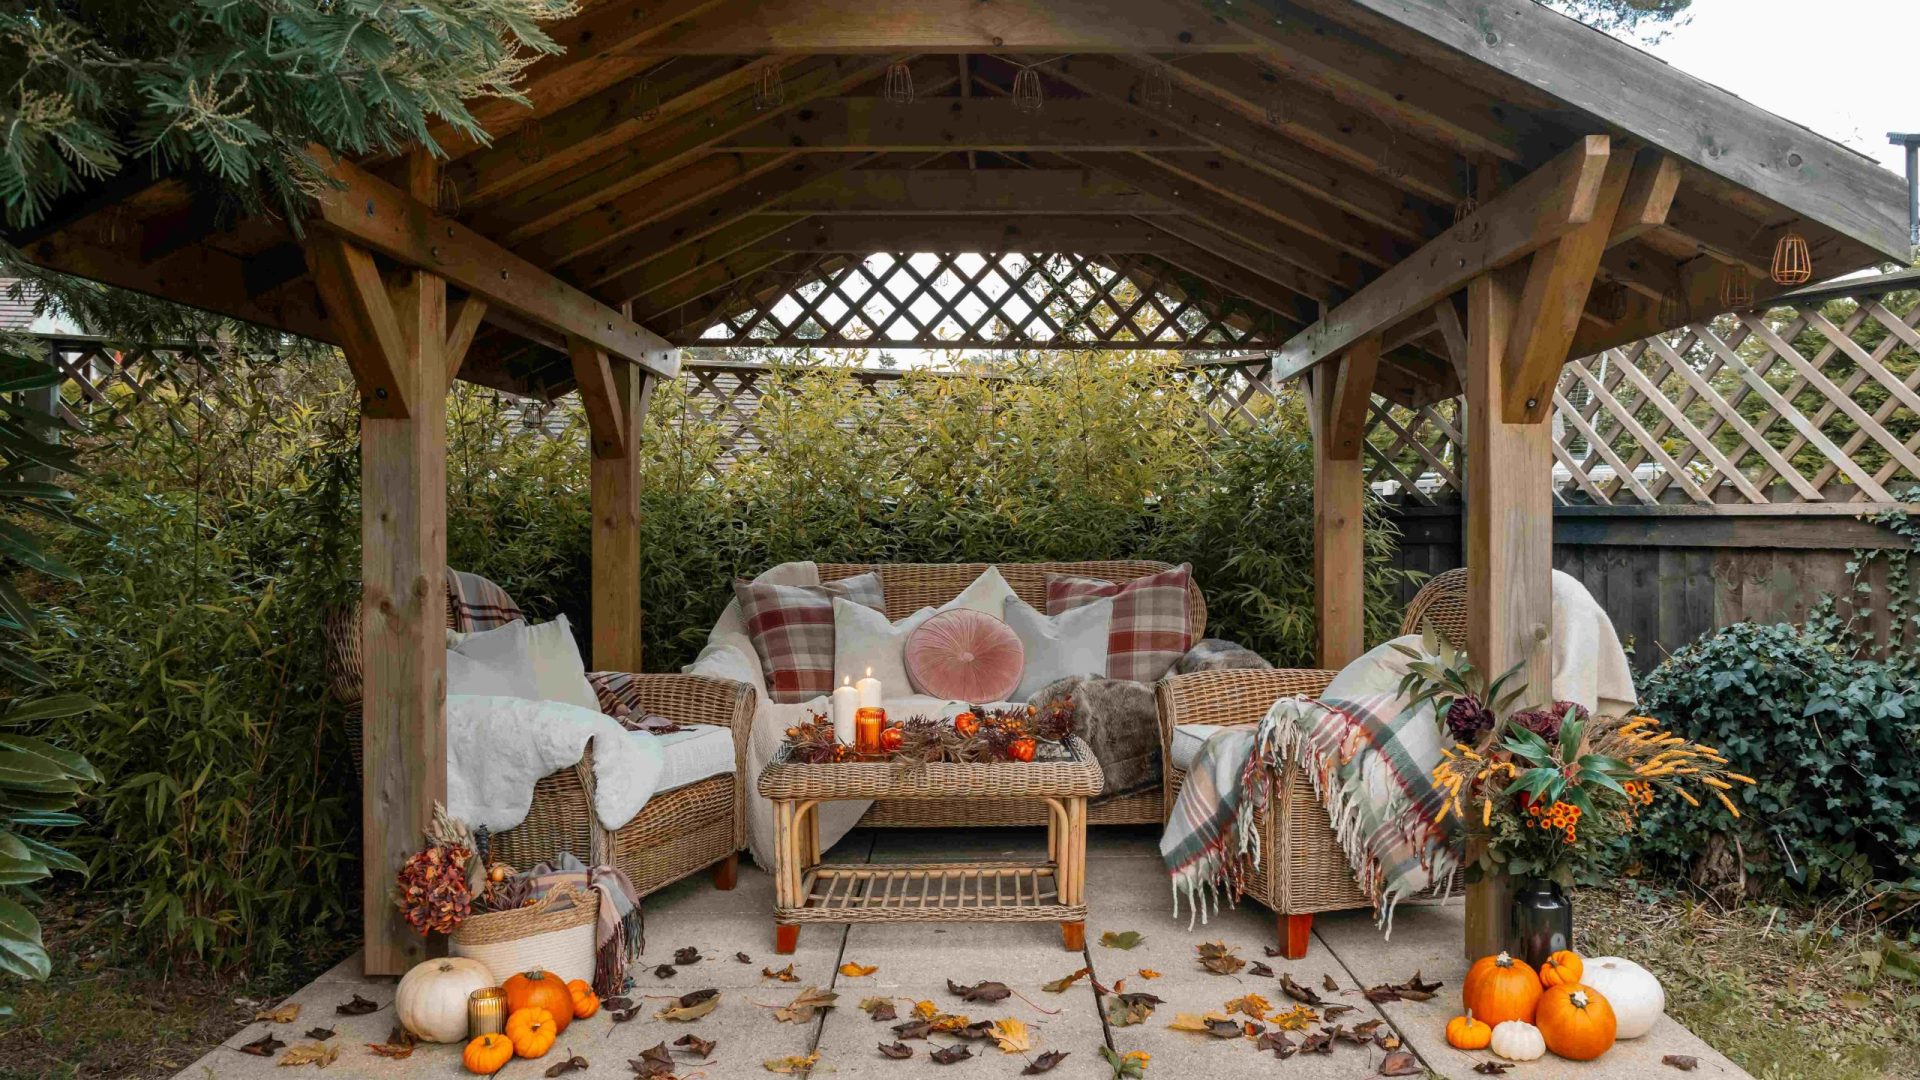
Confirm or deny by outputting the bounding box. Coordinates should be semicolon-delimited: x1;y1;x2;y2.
277;1042;338;1068
1270;1004;1318;1030
838;961;878;977
1136;969;1161;979
763;1052;818;1074
913;1000;940;1020
1167;1012;1233;1032
1224;993;1270;1019
991;1017;1031;1054
255;1004;300;1024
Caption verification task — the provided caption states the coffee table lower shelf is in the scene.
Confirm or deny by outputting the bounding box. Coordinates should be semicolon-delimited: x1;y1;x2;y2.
781;860;1087;925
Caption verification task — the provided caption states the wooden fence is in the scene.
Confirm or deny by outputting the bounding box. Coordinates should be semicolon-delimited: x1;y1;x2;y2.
27;269;1920;665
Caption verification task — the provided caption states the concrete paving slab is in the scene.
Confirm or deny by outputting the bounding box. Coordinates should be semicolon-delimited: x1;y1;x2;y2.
1314;904;1754;1079
636;904;845;987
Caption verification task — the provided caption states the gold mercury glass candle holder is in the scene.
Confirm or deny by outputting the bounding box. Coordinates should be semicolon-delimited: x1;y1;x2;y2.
468;986;508;1037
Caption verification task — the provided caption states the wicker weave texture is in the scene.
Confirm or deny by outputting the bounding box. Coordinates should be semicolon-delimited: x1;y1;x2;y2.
760;738;1103;800
1399;567;1467;645
857;787;1158;827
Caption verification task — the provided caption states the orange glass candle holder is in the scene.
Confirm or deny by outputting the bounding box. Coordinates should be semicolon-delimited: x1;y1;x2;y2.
855;707;887;754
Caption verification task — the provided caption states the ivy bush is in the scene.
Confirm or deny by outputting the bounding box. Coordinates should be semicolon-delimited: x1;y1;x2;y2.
1635;621;1920;900
27;348;1414;968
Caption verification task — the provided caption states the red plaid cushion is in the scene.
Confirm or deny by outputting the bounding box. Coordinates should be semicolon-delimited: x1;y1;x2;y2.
734;573;885;703
1045;564;1194;683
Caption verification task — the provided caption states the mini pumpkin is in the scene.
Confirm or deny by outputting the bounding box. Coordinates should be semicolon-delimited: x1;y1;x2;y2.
1489;1019;1546;1061
1580;956;1664;1039
1445;1009;1492;1051
503;970;572;1033
1463;951;1542;1026
505;1006;558;1058
567;979;600;1020
1536;984;1617;1060
463;1033;514;1074
879;725;904;753
1008;737;1036;763
1539;949;1584;989
954;712;979;738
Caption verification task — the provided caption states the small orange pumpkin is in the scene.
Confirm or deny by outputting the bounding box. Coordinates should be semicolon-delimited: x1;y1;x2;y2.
464;1032;514;1074
879;725;904;753
954;712;979;738
1463;951;1542;1027
1008;737;1036;763
503;970;572;1033
1536;984;1617;1061
1539;950;1584;989
1446;1008;1493;1050
567;979;600;1020
505;1006;558;1058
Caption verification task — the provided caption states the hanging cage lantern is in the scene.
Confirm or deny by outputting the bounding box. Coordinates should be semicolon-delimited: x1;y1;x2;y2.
436;175;461;216
1453;196;1479;226
1593;281;1629;323
752;64;784;110
1771;231;1813;286
1719;266;1754;310
1012;63;1045;114
1142;63;1174;109
514;118;546;165
883;60;914;106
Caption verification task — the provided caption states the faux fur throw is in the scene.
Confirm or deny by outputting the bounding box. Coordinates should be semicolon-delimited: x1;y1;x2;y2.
1030;675;1160;801
447;694;666;834
1173;638;1272;675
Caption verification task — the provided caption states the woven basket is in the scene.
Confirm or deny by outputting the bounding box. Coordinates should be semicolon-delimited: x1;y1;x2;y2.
451;881;597;987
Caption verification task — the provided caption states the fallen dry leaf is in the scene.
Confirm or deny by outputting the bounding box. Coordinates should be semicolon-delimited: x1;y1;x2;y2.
631;1042;676;1078
990;1017;1032;1053
657;988;721;1021
673;1033;715;1059
1248;960;1275;978
1042;967;1092;993
1023;1049;1070;1074
878;1041;913;1059
929;1044;973;1065
1223;992;1270;1019
860;996;898;1021
1254;1030;1295;1058
839;961;879;977
1101;1046;1150;1079
1380;1049;1423;1076
892;1019;935;1040
1323;1003;1357;1020
736;951;753;963
673;946;702;965
240;1034;285;1058
653;964;677;979
762;963;799;982
1136;968;1160;980
947;979;1011;1003
543;1052;589;1077
1279;972;1323;1006
772;986;837;1023
763;1052;818;1074
1269;1003;1318;1031
364;1041;413;1060
1104;992;1161;1028
1195;940;1246;975
255;1004;300;1024
1323;974;1340;992
335;994;379;1017
607;1003;642;1023
1473;1063;1515;1075
1099;929;1144;950
302;1028;334;1042
1664;1055;1700;1072
276;1042;339;1068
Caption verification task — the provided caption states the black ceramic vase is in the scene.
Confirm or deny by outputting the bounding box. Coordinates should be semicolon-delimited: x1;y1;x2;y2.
1509;879;1572;968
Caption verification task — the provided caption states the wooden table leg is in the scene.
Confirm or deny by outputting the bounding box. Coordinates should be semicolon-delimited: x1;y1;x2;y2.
1060;921;1085;951
776;923;799;954
1058;796;1087;951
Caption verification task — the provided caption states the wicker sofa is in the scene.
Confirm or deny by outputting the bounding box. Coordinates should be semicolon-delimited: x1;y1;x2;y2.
326;572;754;898
1155;568;1469;957
812;560;1209;828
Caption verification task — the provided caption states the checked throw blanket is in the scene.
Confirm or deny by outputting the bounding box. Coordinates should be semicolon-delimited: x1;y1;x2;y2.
1161;640;1460;935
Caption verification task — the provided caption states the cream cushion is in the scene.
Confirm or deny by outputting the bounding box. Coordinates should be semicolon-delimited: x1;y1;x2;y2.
1170;723;1224;771
831;598;937;698
1002;595;1113;701
941;565;1019;617
647;725;738;793
447;616;599;710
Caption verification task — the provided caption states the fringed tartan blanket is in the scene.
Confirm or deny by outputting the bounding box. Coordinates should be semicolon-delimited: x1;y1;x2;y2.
1161;657;1459;935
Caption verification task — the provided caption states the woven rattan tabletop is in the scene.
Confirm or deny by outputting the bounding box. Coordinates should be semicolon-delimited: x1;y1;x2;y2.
758;736;1104;801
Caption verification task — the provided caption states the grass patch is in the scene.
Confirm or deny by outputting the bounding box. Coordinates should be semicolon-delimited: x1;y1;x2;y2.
0;889;349;1080
1578;880;1920;1080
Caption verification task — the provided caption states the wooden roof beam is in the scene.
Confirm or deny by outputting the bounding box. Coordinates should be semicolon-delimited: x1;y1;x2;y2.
609;214;811;305
1269;134;1612;382
717;98;1217;153
623;0;1261;54
1146;214;1344;304
1287;0;1908;261
771;168;1179;215
744;215;1190;253
309;153;679;377
1153;245;1322;326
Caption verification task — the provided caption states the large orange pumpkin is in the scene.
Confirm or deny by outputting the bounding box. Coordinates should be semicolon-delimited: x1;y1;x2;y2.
1463;951;1542;1026
1539;950;1584;989
463;1033;513;1074
503;970;573;1034
1536;984;1617;1061
505;1007;558;1058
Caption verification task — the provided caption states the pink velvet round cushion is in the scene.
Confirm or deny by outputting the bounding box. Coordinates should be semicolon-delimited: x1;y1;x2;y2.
903;609;1025;702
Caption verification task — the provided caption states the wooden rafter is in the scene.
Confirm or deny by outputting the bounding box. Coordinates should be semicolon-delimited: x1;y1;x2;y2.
770;169;1176;215
716;98;1218;152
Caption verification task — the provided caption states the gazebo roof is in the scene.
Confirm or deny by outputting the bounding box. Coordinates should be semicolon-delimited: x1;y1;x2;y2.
9;0;1907;404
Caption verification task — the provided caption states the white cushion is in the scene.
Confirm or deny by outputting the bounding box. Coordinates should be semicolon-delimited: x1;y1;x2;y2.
1002;595;1113;700
646;724;737;792
832;598;936;700
448;616;599;711
1170;723;1225;771
940;566;1018;617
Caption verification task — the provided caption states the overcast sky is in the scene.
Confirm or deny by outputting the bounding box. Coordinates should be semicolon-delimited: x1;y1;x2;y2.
1642;0;1916;176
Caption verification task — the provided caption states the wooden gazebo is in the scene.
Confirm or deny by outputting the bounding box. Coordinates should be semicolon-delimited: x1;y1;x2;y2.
8;0;1906;974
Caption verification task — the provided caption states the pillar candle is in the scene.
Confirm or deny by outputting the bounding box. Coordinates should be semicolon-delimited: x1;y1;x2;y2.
830;677;859;746
855;666;883;709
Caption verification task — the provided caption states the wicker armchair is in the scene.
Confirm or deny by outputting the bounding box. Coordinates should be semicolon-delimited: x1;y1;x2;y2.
325;573;753;898
1155;569;1469;958
816;561;1207;828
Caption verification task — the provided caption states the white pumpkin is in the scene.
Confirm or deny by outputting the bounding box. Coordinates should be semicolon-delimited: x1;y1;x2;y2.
1580;956;1665;1039
1489;1020;1546;1061
395;956;495;1043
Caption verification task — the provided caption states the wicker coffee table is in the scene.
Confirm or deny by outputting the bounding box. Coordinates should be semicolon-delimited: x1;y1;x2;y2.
757;737;1104;953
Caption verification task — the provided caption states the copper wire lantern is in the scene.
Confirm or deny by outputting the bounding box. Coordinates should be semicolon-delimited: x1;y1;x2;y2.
1012;63;1045;114
1592;281;1629;322
513;119;546;165
883;60;914;106
1141;64;1174;109
1771;231;1813;285
752;64;784;110
1719;266;1754;310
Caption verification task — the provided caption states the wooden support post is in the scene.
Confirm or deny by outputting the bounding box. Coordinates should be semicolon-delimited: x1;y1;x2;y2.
1308;334;1379;669
572;336;652;673
310;229;450;976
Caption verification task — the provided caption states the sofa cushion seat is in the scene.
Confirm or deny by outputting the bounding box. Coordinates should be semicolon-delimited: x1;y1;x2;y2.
645;725;737;794
1170;722;1226;772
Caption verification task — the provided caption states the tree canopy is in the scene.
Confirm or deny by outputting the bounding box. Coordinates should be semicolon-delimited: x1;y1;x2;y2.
1544;0;1692;39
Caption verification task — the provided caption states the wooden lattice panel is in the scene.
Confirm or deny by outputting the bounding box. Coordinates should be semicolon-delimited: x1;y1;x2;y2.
675;252;1286;349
